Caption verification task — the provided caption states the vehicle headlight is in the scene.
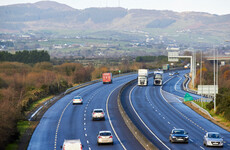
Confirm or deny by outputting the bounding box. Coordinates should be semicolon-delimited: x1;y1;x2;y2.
172;136;176;139
185;136;189;139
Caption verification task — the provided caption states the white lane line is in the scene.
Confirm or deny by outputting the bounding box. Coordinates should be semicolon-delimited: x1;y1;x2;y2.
189;139;193;142
106;84;127;150
129;85;171;150
54;100;72;150
87;140;89;144
160;80;207;133
200;146;205;150
168;122;170;125
174;76;182;92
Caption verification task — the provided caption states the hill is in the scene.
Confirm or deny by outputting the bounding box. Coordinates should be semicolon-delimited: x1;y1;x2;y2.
0;1;230;43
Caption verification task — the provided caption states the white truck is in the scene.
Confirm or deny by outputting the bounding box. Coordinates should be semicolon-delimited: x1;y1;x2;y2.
153;70;163;86
61;139;83;150
138;69;148;86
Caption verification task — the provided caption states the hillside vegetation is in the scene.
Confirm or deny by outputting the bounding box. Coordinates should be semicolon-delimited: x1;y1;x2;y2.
1;1;230;43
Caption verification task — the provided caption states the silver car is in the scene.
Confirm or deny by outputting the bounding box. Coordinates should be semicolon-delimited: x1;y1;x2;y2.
92;109;105;121
72;96;83;105
203;132;223;147
97;131;113;145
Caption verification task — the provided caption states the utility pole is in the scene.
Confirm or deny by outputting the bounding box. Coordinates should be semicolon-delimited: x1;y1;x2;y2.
200;51;203;107
192;50;196;88
214;47;216;112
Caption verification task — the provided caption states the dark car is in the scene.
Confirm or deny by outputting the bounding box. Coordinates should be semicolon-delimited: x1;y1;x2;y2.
174;71;179;75
169;129;189;143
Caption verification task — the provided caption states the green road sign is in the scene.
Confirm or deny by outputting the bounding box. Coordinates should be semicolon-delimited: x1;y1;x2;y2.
184;93;193;102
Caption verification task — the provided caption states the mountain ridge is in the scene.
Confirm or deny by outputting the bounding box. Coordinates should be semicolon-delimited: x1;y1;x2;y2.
0;0;229;42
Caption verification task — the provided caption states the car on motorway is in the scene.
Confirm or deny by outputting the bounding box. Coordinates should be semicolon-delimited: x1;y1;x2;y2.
61;139;83;150
203;132;224;147
72;96;83;105
169;129;189;143
174;71;179;75
97;131;113;145
92;109;105;120
169;72;174;76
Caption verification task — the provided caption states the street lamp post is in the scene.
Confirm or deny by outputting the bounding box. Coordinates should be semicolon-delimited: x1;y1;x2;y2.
200;50;203;107
214;47;216;112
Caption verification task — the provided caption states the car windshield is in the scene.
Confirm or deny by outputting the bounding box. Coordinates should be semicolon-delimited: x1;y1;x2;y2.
100;132;111;136
94;110;103;113
173;130;184;134
155;74;162;78
74;96;81;99
208;133;220;138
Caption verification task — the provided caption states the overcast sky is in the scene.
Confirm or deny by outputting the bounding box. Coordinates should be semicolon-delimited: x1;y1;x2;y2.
1;0;230;15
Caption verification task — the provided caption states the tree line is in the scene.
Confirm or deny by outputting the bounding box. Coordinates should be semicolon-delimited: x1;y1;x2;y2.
0;50;50;64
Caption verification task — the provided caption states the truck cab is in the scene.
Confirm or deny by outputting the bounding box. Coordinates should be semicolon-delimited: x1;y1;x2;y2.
153;70;163;86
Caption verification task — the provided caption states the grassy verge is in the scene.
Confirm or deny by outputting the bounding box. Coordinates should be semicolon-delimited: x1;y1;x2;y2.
5;95;54;150
5;121;31;150
192;101;230;131
26;95;54;113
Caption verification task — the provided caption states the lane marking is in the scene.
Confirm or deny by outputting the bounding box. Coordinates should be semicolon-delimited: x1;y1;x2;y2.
174;76;182;92
106;84;127;150
160;80;207;134
129;85;171;150
54;100;72;150
200;146;205;150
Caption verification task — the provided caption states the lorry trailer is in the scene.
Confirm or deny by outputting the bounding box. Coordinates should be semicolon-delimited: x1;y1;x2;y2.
138;69;148;86
102;73;112;84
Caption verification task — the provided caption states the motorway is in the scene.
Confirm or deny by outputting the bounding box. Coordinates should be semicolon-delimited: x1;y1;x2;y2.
28;74;144;150
121;70;230;150
28;70;230;150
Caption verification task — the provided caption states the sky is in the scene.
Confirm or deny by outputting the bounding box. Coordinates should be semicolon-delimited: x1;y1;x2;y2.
0;0;230;15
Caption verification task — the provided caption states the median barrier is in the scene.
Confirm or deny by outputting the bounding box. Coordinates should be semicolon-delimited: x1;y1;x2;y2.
117;79;158;150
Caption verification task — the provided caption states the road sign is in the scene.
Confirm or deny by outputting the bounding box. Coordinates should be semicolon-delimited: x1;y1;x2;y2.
198;85;218;94
184;93;193;102
168;51;179;62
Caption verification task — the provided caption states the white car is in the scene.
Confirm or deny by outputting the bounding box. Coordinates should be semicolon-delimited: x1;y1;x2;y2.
61;139;83;150
92;109;105;120
203;132;224;147
169;72;174;76
97;131;113;145
72;96;83;105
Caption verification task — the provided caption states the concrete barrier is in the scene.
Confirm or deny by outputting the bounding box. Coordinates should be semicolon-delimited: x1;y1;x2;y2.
117;79;158;150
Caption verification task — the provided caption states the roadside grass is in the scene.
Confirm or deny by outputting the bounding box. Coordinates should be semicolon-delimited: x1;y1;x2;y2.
5;121;30;150
194;101;230;129
26;95;54;113
5;95;54;150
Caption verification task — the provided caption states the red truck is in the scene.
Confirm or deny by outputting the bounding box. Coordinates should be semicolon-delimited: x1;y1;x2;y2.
102;73;112;84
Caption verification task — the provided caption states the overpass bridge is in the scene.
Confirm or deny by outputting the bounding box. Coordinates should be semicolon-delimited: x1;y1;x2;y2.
205;56;230;61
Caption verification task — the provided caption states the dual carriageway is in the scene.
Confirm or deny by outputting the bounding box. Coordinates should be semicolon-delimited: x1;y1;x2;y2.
28;70;230;150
